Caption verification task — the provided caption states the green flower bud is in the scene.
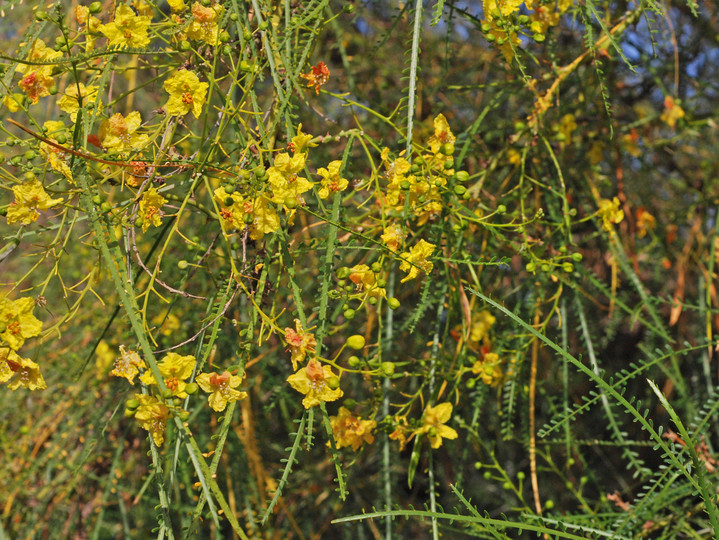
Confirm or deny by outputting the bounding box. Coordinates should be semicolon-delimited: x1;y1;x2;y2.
346;335;365;350
347;356;360;368
388;297;400;310
184;382;199;395
326;376;340;390
381;362;395;376
177;260;189;270
343;309;355;320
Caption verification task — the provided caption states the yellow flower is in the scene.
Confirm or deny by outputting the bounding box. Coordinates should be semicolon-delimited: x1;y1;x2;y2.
427;114;456;155
6;180;63;225
636;208;656;239
415;402;458;449
381;224;404;252
286;358;343;409
215;186;251;230
186;2;222;46
168;0;186;11
389;415;410;450
1;348;46;391
300;61;330;94
196;371;248;412
660;96;685;129
558;113;577;145
399;239;436;283
330;407;377;451
348;264;386;299
99;4;152;49
38;121;73;183
250;196;280;240
284;319;316;371
16;39;62;104
317;160;348;199
0;296;43;351
57;83;100;122
98;111;148;152
152;311;181;337
3;93;24;112
111;345;146;384
291;124;316;154
597;197;624;232
139;187;168;232
133;394;170;446
95;340;115;377
471;352;503;386
163;70;208;118
139;352;196;398
470;310;496;343
267;152;314;207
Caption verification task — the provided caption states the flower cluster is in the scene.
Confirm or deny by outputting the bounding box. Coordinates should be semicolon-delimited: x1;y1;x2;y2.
113;349;248;446
0;296;46;391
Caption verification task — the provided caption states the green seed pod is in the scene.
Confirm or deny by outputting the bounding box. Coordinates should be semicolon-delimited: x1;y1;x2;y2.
346;335;365;350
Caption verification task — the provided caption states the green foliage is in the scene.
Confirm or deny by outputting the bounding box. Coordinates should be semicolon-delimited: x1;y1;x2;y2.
1;0;718;538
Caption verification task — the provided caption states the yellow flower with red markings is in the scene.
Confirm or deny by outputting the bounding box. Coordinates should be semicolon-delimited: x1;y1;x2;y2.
163;70;208;118
330;407;377;451
287;358;343;408
284;319;316;371
186;2;222;45
317;160;348;199
597;197;624;232
139;352;196;398
98;111;148;153
196;371;248;412
1;348;46;391
100;4;152;49
16;39;62;104
139;187;168;232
